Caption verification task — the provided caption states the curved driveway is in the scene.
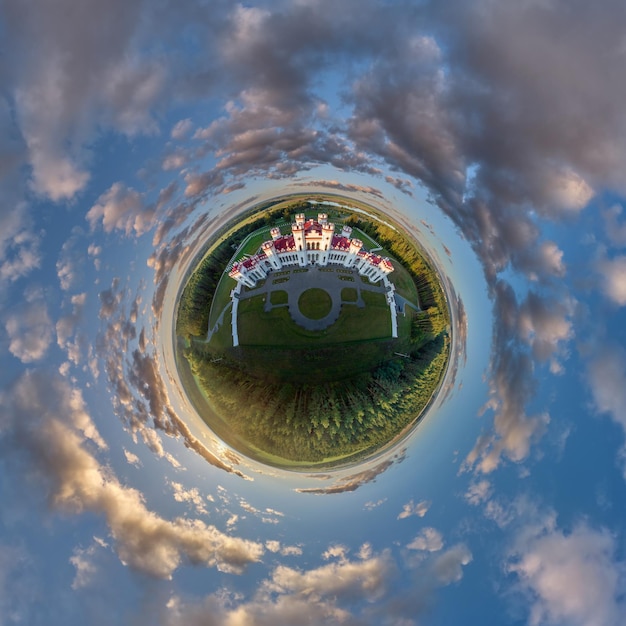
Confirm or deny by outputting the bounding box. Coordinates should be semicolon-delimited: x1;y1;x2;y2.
238;266;388;331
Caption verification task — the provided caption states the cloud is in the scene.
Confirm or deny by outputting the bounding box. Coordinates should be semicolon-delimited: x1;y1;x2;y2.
164;538;472;626
588;346;626;432
123;448;141;467
171;118;194;140
165;592;355;626
268;550;392;601
0;210;41;286
407;528;444;553
464;479;492;506
56;292;87;366
56;229;86;291
5;287;53;363
586;345;626;478
507;520;626;626
0;370;264;579
166;546;396;626
266;541;302;557
432;544;472;584
0;543;36;625
95;278;252;479
296;451;405;495
598;256;626;306
300;179;385;199
518;291;574;363
602;204;626;248
4;0;174;202
397;499;431;520
463;274;577;474
87;182;156;236
70;539;108;590
170;481;209;516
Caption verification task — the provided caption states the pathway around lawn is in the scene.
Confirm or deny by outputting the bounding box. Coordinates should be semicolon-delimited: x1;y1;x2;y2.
238;265;388;331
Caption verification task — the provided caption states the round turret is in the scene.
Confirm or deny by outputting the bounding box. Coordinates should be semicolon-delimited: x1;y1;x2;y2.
349;238;363;255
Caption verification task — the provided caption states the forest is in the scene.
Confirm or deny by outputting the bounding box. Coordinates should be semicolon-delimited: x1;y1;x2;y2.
185;334;448;464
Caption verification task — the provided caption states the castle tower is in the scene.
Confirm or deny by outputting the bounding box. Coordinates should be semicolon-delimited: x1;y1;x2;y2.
380;257;394;277
247;257;267;282
319;222;335;265
291;221;307;266
262;241;282;270
341;224;353;238
229;263;256;288
270;227;281;241
344;238;363;267
318;212;328;225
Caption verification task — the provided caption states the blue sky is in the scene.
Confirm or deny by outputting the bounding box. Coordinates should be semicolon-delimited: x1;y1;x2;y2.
2;1;626;624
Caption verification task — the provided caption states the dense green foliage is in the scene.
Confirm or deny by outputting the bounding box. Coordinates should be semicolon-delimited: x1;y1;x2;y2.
185;335;448;464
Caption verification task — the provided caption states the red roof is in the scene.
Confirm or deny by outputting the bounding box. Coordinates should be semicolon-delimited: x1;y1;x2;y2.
331;235;351;251
304;220;322;235
274;235;295;252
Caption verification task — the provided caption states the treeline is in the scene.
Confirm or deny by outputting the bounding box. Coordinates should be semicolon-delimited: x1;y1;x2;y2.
346;215;449;336
176;239;234;337
185;334;449;463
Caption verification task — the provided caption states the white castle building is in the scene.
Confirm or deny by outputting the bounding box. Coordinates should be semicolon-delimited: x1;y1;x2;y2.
229;213;394;288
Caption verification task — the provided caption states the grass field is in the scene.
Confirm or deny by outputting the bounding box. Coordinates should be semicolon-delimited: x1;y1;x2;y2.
352;227;381;250
387;259;419;304
208;273;236;329
341;287;358;302
236;290;391;348
298;288;332;319
270;290;288;305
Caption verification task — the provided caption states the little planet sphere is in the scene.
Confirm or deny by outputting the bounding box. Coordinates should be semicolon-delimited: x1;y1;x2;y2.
175;194;451;471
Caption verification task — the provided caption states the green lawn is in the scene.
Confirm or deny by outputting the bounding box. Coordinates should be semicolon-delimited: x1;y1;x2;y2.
208;273;236;329
387;257;419;304
235;229;273;258
237;290;392;348
270;290;288;305
341;287;358;302
298;288;332;319
353;227;381;250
